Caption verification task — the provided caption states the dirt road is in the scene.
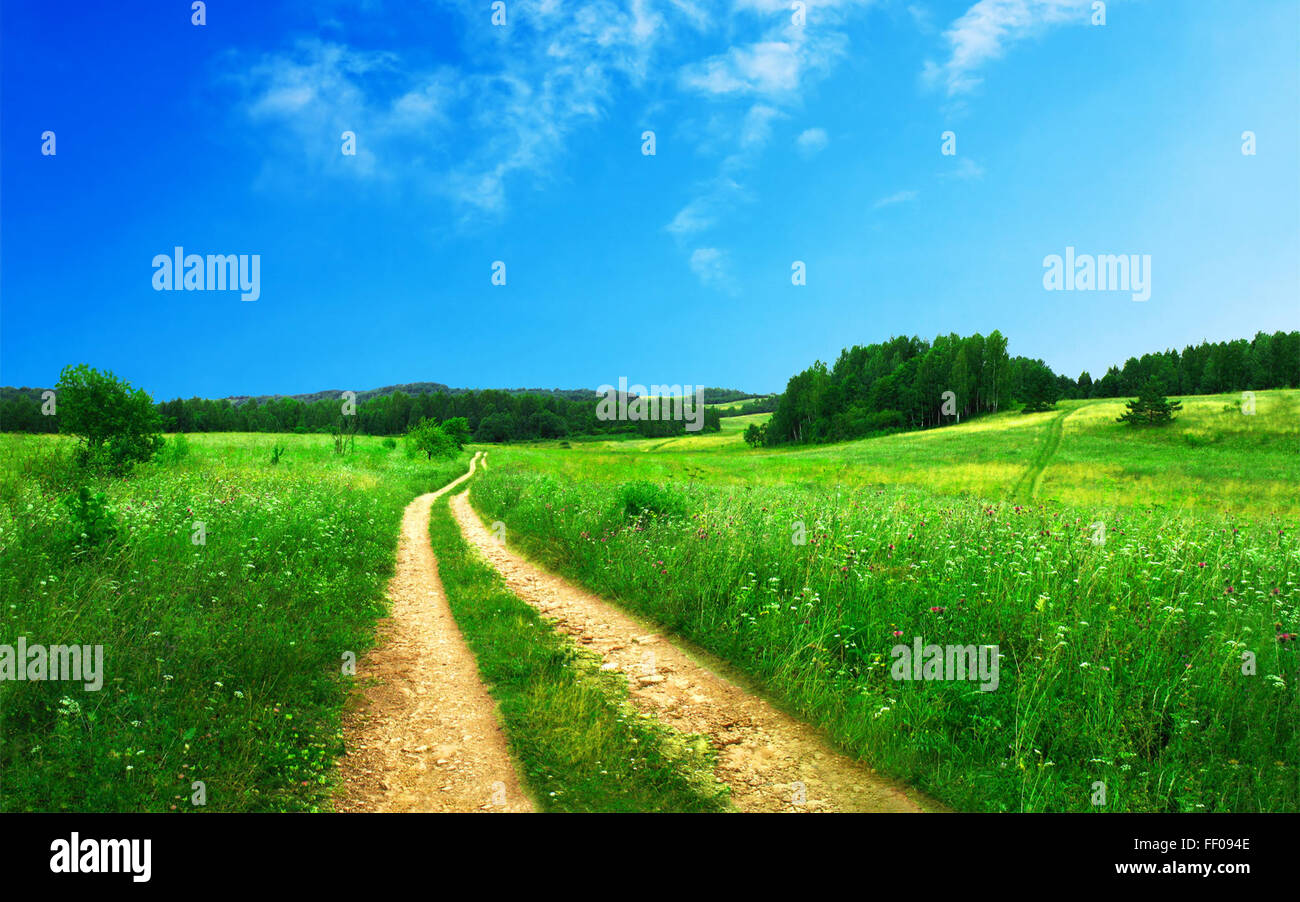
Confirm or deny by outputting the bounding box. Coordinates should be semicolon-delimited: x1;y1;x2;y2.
336;452;533;812
450;485;934;813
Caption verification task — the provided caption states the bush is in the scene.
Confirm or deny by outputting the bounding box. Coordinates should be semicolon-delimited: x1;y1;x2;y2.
61;485;119;548
620;481;688;521
381;437;397;450
55;364;163;473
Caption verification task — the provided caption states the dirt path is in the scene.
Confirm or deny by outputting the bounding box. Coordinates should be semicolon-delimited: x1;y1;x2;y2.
335;452;533;813
450;487;935;813
1011;408;1070;502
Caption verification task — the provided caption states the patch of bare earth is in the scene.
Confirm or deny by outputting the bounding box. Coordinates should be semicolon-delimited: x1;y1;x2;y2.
336;453;533;813
450;486;937;813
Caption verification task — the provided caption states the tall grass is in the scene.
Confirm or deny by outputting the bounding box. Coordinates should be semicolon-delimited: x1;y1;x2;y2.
0;433;469;812
494;390;1300;520
470;466;1299;812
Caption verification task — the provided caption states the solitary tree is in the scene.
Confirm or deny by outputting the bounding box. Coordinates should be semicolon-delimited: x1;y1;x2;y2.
405;418;457;459
1117;379;1183;426
55;364;163;471
743;422;767;447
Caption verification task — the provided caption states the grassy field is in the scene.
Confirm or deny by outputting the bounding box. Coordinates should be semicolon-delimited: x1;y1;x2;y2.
2;389;1295;812
466;389;1300;812
493;390;1300;520
0;432;469;811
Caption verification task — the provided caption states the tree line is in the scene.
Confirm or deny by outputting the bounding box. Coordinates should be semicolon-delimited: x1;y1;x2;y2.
0;382;721;441
763;330;1298;446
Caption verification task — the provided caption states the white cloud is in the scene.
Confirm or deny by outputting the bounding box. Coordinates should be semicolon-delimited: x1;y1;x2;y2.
666;177;747;236
796;127;829;156
233;0;878;285
689;246;734;291
235;2;683;215
923;0;1092;96
740;104;786;149
873;189;918;209
681;41;801;96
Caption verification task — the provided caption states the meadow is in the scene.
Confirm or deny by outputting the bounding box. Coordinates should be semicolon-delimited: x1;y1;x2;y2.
0;432;468;812
1;389;1295;813
467;390;1300;812
502;391;1300;519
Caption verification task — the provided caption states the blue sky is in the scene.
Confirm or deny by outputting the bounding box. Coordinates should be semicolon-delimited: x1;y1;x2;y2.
2;0;1296;399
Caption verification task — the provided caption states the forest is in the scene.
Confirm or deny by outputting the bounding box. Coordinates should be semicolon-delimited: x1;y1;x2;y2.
764;330;1299;445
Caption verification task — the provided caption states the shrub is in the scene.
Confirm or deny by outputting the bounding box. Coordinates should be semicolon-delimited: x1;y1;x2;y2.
61;485;119;548
620;481;688;521
55;364;163;473
381;437;397;450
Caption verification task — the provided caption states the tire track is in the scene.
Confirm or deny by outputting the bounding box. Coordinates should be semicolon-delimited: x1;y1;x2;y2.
450;486;936;813
1010;409;1070;502
336;452;534;813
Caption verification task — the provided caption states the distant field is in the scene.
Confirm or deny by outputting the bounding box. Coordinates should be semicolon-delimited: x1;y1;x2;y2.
706;398;770;411
489;390;1300;519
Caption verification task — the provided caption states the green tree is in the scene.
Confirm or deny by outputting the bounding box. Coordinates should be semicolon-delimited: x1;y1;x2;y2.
1020;362;1059;413
55;364;164;471
1117;380;1184;426
743;422;767;447
405;418;457;459
441;416;472;447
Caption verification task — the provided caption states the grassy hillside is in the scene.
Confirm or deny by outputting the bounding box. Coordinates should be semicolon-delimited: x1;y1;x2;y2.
483;390;1300;519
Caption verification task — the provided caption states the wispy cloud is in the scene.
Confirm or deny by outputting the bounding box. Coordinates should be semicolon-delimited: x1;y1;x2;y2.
667;0;875;285
233;0;878;284
873;189;918;209
234;2;676;216
689;246;735;293
796;126;829;157
923;0;1093;97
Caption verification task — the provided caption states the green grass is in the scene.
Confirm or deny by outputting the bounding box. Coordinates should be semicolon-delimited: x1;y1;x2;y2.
467;390;1300;812
426;494;730;812
4;387;1295;813
0;432;469;812
482;390;1300;519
